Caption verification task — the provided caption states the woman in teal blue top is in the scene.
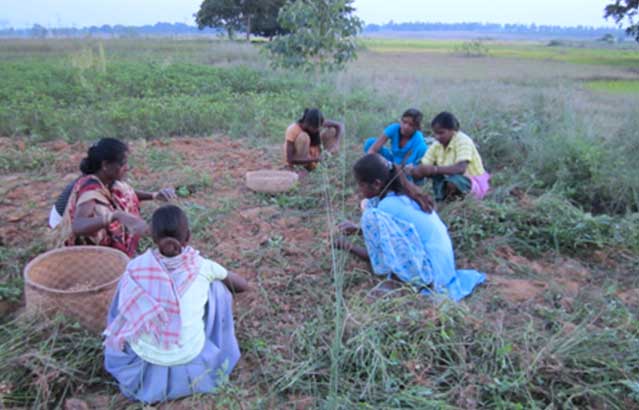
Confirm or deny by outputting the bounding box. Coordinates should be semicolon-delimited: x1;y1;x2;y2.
364;108;428;170
334;154;485;302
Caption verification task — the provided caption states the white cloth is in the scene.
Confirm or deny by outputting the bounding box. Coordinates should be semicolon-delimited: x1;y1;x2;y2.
129;258;228;366
48;205;63;229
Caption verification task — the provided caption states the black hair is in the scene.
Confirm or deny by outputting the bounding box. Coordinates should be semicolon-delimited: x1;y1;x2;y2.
151;205;190;257
431;111;460;131
79;138;128;175
353;154;434;213
298;108;324;146
401;108;423;130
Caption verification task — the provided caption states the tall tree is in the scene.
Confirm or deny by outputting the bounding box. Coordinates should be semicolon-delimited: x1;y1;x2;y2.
605;0;639;42
250;0;289;39
196;0;287;40
266;0;363;72
196;0;244;39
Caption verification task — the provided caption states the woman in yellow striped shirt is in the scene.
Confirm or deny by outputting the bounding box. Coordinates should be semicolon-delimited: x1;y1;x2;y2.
408;112;490;201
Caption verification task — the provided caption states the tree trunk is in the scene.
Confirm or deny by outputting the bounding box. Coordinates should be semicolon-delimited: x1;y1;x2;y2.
246;15;251;41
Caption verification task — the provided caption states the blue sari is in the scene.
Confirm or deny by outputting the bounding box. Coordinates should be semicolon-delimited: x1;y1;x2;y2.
361;195;485;302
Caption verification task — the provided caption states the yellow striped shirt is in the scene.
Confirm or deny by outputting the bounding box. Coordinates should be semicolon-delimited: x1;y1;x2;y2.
421;131;486;177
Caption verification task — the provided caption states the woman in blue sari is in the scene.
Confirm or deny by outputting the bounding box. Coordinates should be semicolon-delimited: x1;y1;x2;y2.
334;154;485;301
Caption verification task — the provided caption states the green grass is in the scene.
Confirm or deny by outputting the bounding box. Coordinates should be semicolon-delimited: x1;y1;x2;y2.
585;80;639;94
1;37;639;409
363;38;639;67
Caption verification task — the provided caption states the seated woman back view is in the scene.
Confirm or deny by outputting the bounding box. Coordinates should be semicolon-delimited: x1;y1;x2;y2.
104;205;249;404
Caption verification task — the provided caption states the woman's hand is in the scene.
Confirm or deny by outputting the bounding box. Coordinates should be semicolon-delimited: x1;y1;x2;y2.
337;220;359;236
403;164;415;177
333;236;353;251
154;188;177;201
113;211;148;236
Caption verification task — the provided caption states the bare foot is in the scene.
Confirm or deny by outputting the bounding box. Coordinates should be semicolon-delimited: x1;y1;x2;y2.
366;280;403;301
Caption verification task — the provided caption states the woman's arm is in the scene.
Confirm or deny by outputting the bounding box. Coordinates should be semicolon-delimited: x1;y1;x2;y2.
286;141;321;165
135;188;177;202
410;161;469;178
72;200;109;237
72;201;147;237
337;220;362;236
223;271;249;293
367;134;389;155
333;236;370;261
324;119;344;152
434;161;469;175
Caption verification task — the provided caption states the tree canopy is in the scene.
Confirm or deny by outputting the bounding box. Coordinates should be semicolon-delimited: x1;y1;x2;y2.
605;0;639;42
195;0;288;40
266;0;363;73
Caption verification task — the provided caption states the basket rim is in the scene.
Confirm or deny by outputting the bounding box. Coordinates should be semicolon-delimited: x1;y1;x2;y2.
24;246;129;295
245;170;299;179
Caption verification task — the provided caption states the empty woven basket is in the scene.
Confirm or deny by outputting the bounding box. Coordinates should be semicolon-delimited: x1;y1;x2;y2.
24;246;129;334
245;170;299;194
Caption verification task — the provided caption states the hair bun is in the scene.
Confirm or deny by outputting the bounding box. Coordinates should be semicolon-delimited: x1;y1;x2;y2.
158;237;182;257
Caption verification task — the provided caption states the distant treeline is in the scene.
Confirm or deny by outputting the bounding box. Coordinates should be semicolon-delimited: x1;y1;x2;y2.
364;22;626;38
0;21;626;39
0;22;221;38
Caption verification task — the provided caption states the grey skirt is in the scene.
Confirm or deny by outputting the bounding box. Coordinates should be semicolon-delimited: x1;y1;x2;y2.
104;281;241;404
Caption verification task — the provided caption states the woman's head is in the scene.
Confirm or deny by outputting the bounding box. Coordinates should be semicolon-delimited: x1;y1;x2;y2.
151;205;190;257
298;108;324;145
353;154;434;213
399;108;423;138
431;112;460;146
80;138;129;181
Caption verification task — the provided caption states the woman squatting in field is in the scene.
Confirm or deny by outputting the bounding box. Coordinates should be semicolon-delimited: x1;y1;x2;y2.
407;112;490;201
334;153;485;301
283;108;344;171
363;108;429;183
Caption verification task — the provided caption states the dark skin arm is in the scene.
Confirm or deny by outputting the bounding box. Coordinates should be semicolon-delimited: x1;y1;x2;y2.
223;271;249;293
410;161;469;179
285;141;322;165
337;220;362;236
135;188;177;202
135;191;154;201
333;236;370;261
72;200;147;237
323;119;344;153
367;133;389;155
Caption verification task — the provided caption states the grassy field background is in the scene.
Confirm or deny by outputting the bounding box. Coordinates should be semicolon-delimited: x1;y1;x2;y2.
0;37;638;409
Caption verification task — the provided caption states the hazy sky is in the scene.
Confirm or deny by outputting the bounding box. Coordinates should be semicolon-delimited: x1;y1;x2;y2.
0;0;616;29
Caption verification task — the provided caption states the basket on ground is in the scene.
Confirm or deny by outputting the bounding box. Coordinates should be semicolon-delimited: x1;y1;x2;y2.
24;246;129;334
245;170;299;194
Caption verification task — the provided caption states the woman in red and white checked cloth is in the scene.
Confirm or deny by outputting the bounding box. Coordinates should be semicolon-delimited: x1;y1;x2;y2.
103;205;249;404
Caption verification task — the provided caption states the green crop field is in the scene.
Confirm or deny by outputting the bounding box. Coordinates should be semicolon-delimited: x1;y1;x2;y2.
364;37;639;67
1;37;638;409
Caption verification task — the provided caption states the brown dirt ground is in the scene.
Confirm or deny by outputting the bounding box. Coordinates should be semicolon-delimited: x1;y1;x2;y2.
1;135;637;409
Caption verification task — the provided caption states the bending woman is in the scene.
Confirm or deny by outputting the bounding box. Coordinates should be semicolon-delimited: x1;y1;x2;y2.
283;108;344;171
58;138;175;257
334;153;485;302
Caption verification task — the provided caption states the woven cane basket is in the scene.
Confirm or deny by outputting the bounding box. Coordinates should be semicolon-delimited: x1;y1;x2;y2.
24;246;129;334
245;170;299;194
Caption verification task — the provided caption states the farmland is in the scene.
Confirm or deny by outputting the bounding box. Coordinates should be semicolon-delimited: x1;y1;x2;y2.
1;37;638;409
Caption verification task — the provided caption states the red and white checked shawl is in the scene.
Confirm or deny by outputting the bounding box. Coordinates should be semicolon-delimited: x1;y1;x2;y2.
104;246;201;350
